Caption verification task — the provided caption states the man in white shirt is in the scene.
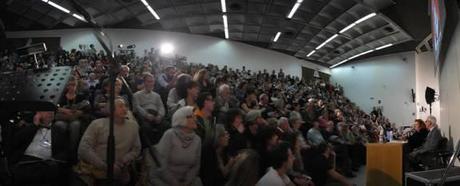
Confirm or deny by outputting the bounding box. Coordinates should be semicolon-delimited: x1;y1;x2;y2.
10;111;72;185
133;73;165;124
257;142;309;186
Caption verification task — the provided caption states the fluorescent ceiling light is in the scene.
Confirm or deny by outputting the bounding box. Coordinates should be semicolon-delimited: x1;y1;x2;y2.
330;59;348;68
355;13;376;24
46;0;70;14
315;34;338;50
339;13;376;34
307;50;316;57
140;0;160;20
339;23;356;33
273;32;281;42
223;15;229;39
72;14;87;22
348;49;374;60
221;0;227;13
287;0;303;19
376;43;393;50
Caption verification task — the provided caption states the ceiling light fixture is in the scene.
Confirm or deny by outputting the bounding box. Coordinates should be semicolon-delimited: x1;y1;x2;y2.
376;43;393;50
223;15;229;39
42;0;70;14
287;0;303;19
273;32;281;42
307;50;316;57
221;0;227;13
330;43;394;68
339;13;376;34
72;14;87;22
330;59;349;68
140;0;160;20
315;34;338;50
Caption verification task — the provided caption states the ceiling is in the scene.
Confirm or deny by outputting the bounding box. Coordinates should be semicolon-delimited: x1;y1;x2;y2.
1;0;431;67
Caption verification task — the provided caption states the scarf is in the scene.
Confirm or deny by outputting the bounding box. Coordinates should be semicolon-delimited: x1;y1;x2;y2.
173;127;195;148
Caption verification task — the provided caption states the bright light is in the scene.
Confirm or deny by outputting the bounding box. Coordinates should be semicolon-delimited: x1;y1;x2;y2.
376;43;393;50
160;43;174;55
315;34;338;50
273;32;281;42
46;0;70;14
223;15;229;39
330;59;349;68
307;50;316;57
140;0;160;20
221;0;227;13
72;14;87;22
287;0;303;19
339;23;356;33
355;13;377;24
348;49;374;60
339;13;376;34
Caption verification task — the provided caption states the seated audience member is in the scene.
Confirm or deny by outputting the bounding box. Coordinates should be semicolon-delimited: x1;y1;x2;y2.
306;143;352;186
213;124;236;185
76;98;141;185
10;111;72;185
86;73;100;90
93;78;124;117
193;69;213;95
307;121;326;146
240;89;259;113
256;127;280;177
289;114;310;149
257;142;310;186
282;133;315;186
409;115;442;170
171;80;200;115
276;117;292;139
215;84;239;123
406;119;429;151
225;149;260;186
157;66;177;104
167;73;192;114
194;92;217;186
151;106;202;186
133;73;165;125
244;110;266;148
225;109;248;157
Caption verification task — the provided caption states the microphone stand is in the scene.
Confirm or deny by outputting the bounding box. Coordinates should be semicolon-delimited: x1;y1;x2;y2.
69;1;160;184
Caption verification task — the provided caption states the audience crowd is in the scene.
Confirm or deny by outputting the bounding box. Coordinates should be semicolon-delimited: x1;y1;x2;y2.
0;45;429;186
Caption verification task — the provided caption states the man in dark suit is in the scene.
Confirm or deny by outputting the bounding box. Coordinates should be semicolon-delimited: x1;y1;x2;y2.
9;111;72;185
409;115;442;170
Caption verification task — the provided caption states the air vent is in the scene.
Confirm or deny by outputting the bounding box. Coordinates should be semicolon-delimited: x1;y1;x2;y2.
284;31;295;36
333;50;341;55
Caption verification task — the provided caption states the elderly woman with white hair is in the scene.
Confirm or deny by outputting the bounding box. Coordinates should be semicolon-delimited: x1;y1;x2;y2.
151;106;202;186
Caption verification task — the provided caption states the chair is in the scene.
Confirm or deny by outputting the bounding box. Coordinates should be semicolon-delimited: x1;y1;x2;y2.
420;137;452;170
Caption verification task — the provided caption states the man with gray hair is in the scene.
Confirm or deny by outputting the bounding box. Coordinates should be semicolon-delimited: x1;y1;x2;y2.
409;115;442;170
214;84;238;123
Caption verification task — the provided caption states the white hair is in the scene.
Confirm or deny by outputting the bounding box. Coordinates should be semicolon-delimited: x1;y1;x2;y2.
426;115;437;126
172;106;195;128
218;84;230;95
277;117;289;126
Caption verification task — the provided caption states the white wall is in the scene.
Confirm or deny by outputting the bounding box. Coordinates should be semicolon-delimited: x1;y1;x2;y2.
330;52;416;126
414;51;440;122
6;28;330;77
439;18;460;146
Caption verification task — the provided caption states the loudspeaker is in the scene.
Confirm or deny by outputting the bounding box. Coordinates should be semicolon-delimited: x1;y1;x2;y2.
425;87;435;104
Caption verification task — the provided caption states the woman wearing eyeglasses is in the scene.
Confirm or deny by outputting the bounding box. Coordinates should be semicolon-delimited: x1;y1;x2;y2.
151;106;202;186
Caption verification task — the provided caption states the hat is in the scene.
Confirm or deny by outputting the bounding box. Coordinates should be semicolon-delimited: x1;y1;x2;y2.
245;110;262;123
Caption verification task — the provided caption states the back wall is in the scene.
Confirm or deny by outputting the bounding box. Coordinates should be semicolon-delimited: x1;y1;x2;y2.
6;28;330;77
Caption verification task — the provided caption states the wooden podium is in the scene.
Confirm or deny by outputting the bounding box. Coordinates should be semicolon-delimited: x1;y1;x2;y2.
366;142;405;186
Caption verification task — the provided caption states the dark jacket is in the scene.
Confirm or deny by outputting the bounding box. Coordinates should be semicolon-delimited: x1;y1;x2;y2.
226;126;248;157
9;123;71;164
407;128;429;151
